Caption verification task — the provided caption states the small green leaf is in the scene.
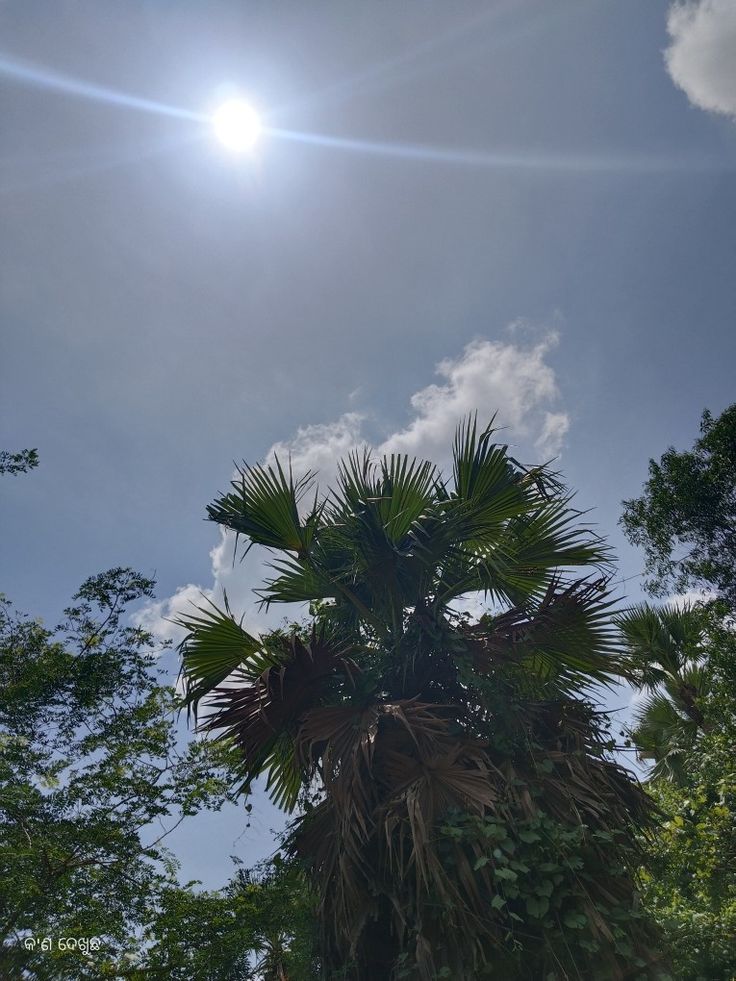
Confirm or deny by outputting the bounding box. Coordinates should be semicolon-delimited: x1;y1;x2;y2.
526;895;550;918
518;830;541;843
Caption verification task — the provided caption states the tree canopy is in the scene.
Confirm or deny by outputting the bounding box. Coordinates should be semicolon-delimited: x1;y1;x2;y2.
631;600;736;980
620;404;736;979
621;404;736;607
0;568;241;978
0;448;39;476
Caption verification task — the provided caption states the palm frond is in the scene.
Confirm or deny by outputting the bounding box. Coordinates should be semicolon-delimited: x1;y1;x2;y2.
206;455;321;554
630;690;698;784
256;555;335;608
376;454;438;543
176;594;269;716
329;447;376;514
201;629;361;811
463;577;622;691
263;732;304;811
616;602;706;688
452;412;504;502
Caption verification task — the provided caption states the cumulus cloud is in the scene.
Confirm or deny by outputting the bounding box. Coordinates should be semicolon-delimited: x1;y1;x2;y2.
265;412;366;496
535;412;570;459
132;581;214;646
380;333;567;463
665;0;736;121
137;329;569;640
132;534;274;646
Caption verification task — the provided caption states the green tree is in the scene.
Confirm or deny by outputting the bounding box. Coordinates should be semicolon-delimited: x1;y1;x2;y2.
179;417;667;979
140;857;318;980
635;602;736;980
0;568;239;979
620;403;736;979
615;603;711;783
620;404;736;608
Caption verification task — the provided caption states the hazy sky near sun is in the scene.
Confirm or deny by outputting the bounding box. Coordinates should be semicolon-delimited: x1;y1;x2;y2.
2;0;736;886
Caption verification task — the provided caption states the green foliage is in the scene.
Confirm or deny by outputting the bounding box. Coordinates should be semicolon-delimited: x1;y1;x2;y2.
621;401;736;979
0;447;39;475
437;808;660;979
629;600;736;978
138;858;318;980
616;603;712;783
621;403;736;607
180;416;665;979
0;569;240;978
641;730;736;980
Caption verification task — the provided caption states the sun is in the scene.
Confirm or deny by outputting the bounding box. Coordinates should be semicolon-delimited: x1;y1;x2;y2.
212;99;262;152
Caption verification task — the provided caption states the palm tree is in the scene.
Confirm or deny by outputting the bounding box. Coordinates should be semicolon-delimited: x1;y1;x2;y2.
615;603;711;783
179;417;662;979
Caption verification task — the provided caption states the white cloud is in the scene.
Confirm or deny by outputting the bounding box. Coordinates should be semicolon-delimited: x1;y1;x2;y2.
379;332;568;463
535;412;570;459
137;329;569;640
265;412;366;497
133;531;275;645
132;582;214;646
665;1;736;121
666;588;719;610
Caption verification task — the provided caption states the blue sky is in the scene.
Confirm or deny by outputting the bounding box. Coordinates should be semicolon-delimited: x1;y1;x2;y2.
2;0;736;887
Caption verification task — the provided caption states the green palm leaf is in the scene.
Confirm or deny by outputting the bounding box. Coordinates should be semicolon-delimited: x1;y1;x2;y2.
176;594;270;716
464;577;621;691
257;555;335;607
631;691;696;784
617;602;711;782
374;454;438;542
207;455;322;555
615;602;706;687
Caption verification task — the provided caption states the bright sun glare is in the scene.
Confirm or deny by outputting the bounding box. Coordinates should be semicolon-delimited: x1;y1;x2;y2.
212;99;262;152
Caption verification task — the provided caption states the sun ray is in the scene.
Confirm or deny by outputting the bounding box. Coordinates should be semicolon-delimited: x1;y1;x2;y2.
267;126;722;175
0;55;206;122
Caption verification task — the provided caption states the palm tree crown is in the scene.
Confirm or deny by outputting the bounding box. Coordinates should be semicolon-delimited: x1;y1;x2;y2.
616;603;711;783
179;416;662;979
